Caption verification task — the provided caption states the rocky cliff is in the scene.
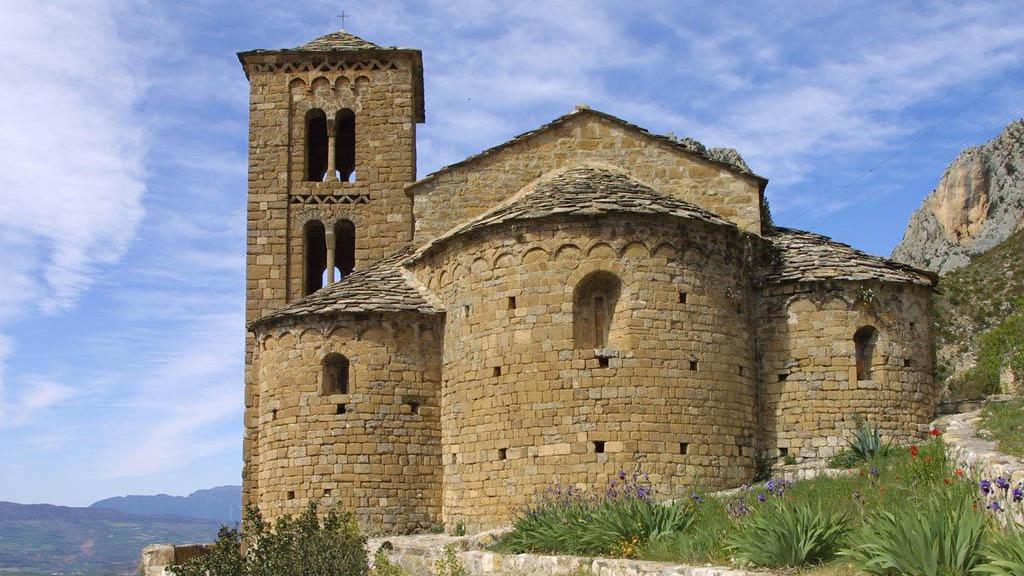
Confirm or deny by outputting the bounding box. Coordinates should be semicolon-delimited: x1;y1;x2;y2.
892;119;1024;273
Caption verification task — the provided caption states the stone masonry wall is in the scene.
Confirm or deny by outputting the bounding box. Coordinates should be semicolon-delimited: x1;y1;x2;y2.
251;312;442;534
409;112;764;243
756;282;936;459
242;51;419;508
411;215;760;531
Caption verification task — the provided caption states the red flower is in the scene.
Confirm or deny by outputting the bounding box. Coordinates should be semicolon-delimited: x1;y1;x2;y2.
944;478;952;485
910;445;919;457
924;456;933;463
930;428;942;437
955;468;964;477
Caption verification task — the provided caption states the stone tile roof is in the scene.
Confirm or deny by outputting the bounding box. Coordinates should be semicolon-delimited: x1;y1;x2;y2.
250;248;441;330
295;31;380;51
763;227;938;287
405;107;767;193
409;165;737;261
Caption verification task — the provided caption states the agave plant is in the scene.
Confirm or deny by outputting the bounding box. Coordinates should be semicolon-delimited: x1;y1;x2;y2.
849;417;893;462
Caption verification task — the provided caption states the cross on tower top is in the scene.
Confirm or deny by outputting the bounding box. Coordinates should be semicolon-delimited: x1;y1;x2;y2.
337;10;349;30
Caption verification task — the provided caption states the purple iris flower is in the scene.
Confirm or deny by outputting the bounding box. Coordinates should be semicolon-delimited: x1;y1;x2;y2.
980;479;993;495
1013;485;1023;503
690;492;704;504
757;493;766;502
869;467;878;477
996;477;1010;491
989;501;1003;512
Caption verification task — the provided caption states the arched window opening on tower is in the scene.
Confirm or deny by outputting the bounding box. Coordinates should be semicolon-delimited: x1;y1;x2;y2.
303;220;327;296
335;109;356;182
306;109;328;181
573;271;622;350
334;219;356;279
322;353;350;395
854;326;878;381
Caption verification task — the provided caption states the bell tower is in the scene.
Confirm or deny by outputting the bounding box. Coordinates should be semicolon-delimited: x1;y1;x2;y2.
237;31;424;506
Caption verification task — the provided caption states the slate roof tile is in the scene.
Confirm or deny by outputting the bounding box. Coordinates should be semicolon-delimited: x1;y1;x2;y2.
763;227;937;287
250;247;441;330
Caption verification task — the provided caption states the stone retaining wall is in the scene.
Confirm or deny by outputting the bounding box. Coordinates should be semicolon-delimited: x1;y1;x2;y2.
368;533;762;576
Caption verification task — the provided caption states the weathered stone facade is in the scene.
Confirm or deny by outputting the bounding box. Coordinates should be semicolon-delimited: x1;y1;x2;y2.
240;31;939;534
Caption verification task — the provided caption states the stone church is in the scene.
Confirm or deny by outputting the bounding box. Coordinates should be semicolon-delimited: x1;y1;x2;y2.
238;30;938;534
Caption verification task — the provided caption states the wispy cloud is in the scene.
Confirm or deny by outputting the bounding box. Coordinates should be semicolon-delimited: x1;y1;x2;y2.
0;0;147;429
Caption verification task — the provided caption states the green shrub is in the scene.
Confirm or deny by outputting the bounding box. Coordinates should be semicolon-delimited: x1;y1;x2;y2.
828;448;862;469
976;310;1024;390
433;544;467;576
726;502;849;567
975;527;1024;576
169;504;368;576
497;472;693;558
840;491;987;576
371;550;409;576
978;399;1024;458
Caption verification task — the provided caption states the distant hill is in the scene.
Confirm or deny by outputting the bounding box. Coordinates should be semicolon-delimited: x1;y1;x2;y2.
933;227;1024;395
89;485;241;524
0;501;223;575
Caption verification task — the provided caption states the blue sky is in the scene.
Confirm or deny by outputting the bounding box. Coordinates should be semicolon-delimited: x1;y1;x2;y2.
1;0;1022;506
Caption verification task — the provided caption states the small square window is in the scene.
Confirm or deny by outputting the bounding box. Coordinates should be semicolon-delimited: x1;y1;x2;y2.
507;296;517;310
679;442;689;455
492;366;502;377
592;440;606;454
738;365;745;376
598;356;609;368
287;491;295;500
336;403;347;415
679;291;688;304
779;447;789;457
904;358;913;368
689;360;698;371
498;448;507;460
778;373;788;382
405;401;420;414
324;488;332;497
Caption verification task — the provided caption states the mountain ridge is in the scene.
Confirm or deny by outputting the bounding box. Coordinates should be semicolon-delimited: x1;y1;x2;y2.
892;118;1024;273
89;484;241;524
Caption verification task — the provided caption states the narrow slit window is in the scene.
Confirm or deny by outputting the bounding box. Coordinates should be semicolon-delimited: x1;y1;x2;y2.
507;296;517;310
854;326;878;381
322;353;350;395
689;360;699;371
306;109;328;181
573;271;621;350
679;291;688;304
333;219;356;279
303;220;327;296
335;109;356;182
679;442;689;455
